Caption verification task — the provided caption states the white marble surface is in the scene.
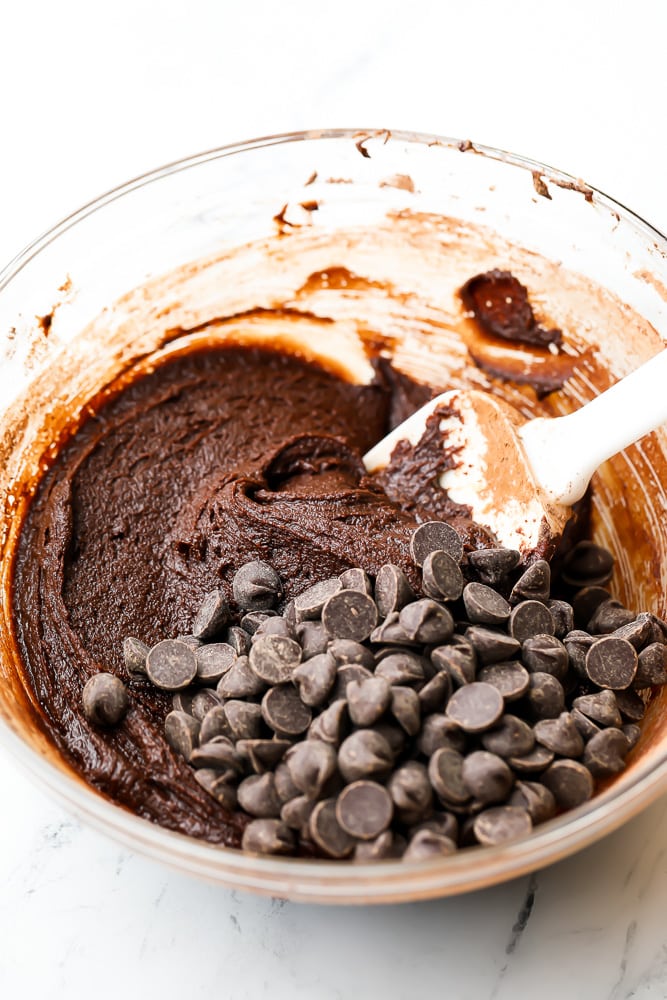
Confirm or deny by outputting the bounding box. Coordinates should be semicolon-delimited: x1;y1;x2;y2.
2;2;667;997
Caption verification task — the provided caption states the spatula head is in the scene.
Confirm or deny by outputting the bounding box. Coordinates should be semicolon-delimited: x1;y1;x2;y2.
364;390;569;559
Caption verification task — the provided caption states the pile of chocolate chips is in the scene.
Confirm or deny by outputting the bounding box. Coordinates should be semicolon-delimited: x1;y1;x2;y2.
104;524;667;861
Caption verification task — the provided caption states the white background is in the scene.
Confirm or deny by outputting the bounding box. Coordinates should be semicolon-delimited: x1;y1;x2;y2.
2;2;667;998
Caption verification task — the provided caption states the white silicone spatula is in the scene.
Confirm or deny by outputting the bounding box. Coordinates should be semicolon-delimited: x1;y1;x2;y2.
363;349;667;557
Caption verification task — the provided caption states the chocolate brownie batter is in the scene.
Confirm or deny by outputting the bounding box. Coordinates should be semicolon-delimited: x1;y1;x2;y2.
13;345;472;845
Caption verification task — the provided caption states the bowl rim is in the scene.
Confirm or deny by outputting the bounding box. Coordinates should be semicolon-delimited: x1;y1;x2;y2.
2;127;667;904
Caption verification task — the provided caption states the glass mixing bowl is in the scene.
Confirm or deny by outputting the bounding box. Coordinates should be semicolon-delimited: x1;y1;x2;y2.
1;129;667;903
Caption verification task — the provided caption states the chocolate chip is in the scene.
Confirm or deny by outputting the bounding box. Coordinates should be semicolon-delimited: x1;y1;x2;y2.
308;699;350;746
338;729;394;782
615;688;646;721
428;747;470;805
346;675;391;726
164;710;200;760
562;541;614;587
274;761;300;803
336;781;394;840
294;577;342;622
373;721;407;757
226;626;252;657
388;762;433;822
196;642;237;684
253;616;297;641
481;714;535;758
468;548;520;585
474;806;532;846
374;564;416;617
171;690;195;714
446;682;504;733
510;560;551;604
224;700;263;741
422;550;465;602
296;621;329;659
465;626;521;665
403;829;457;860
370;614;419;647
293;652;337;707
309;799;355;858
534;712;584;757
328;638;375;669
635;642;667;687
463;583;511;626
508;745;554;774
199;704;231;743
122;636;149;676
613;617;652;650
622;723;641;749
521;634;569;680
82;672;129;726
585;635;638;689
462;750;514;804
177;634;203;649
509;601;555;642
571;709;601;741
572;689;622;727
526;672;565;719
248;634;302;686
582;728;629;778
232;560;282;612
564;630;596;677
542;759;594;808
332;664;374;701
192;589;230;639
190;688;222;722
375;651;425;687
547;600;575;639
390;685;421;735
261;685;312;737
146;639;198;690
194;769;238;810
417;671;452;714
588;600;635;634
217;655;266;699
509;780;556;824
240;610;277;635
340;567;373;595
321;589;379;642
417;714;466;756
236;738;291;774
636;611;667;646
353;831;399;861
237;772;282;818
190;739;245;773
399;600;454;644
242;819;295;855
477;661;530;701
285;740;338;798
410;521;464;566
411;811;459;843
572;586;612;628
280;794;316;834
431;643;477;686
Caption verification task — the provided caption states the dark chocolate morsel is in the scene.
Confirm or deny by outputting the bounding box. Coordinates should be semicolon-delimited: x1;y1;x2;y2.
336;781;394;840
192;589;230;640
232;560;282;611
409;521;464;566
82;673;129;727
146;639;198;691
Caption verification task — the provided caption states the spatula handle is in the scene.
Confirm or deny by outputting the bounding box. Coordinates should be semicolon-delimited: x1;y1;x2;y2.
519;348;667;506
